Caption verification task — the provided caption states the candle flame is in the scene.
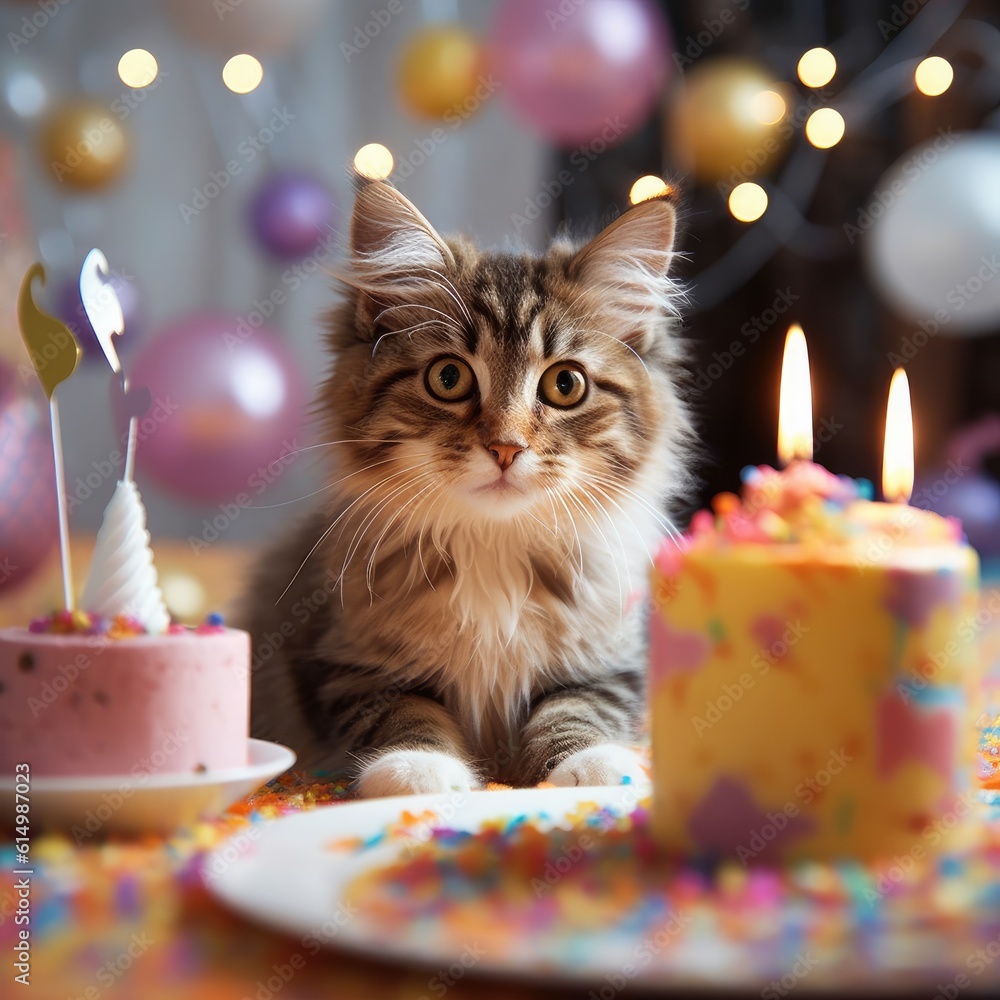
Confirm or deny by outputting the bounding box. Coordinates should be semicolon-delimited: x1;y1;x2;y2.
778;324;813;465
883;368;914;503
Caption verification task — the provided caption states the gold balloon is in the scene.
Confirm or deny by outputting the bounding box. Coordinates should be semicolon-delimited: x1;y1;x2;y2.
668;58;792;186
39;101;129;191
397;26;484;120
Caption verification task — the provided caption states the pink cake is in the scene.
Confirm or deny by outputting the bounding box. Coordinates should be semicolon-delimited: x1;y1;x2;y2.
0;623;250;778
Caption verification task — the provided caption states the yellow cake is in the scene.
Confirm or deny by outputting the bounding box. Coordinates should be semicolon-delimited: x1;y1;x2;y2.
649;461;980;862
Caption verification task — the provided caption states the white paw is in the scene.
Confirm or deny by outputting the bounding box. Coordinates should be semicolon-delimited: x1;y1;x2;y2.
355;749;478;798
547;744;650;788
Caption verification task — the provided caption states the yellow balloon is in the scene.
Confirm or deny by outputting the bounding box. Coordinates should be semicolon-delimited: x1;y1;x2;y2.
668;58;791;185
39;101;129;191
397;26;483;120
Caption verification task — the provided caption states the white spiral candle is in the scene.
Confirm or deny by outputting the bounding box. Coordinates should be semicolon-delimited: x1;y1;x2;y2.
80;480;170;634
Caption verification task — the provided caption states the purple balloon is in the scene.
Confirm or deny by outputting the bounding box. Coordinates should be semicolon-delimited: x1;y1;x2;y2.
126;314;307;503
492;0;670;148
57;269;143;364
0;362;58;594
250;171;333;259
915;471;1000;558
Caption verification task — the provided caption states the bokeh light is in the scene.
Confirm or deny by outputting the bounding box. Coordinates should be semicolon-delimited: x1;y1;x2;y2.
222;54;263;94
797;48;837;88
118;48;158;88
805;107;845;148
750;89;786;125
728;182;768;222
915;56;953;96
629;175;671;205
353;143;394;180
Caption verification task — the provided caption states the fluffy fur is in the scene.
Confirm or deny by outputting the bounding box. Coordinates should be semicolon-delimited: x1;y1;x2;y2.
240;180;692;794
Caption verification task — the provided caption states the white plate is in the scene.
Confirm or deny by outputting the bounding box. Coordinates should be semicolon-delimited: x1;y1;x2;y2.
0;738;295;836
204;787;1000;995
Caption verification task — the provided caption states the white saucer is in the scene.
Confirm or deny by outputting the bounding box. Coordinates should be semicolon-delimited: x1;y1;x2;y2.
0;738;295;837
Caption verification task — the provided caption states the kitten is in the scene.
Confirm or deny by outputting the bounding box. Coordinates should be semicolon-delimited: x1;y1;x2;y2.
240;180;692;797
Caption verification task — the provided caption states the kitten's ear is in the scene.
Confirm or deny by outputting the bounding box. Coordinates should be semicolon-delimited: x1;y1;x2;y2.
568;198;680;350
350;180;454;286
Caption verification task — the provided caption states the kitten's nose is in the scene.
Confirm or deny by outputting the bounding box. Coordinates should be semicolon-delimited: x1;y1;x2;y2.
486;442;524;472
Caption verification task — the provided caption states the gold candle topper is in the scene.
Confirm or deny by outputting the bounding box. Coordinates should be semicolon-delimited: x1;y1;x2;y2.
17;263;82;610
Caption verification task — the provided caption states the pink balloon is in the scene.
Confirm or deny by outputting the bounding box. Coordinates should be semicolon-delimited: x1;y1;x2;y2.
127;314;307;503
492;0;670;148
0;362;58;594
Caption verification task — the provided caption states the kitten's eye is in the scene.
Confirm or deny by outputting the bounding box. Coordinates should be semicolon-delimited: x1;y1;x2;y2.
425;357;475;402
539;363;587;408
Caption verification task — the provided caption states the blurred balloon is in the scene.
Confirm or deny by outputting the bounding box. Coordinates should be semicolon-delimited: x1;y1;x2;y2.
915;416;1000;558
397;25;484;120
127;314;306;503
667;58;790;184
39;100;128;190
0;362;58;595
492;0;669;147
168;0;325;55
865;133;1000;335
250;171;333;260
57;269;143;363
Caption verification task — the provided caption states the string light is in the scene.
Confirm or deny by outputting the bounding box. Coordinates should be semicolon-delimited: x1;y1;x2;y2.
728;182;768;223
805;107;845;148
915;56;953;96
118;48;158;88
222;54;263;94
797;48;837;88
353;143;394;180
629;175;671;205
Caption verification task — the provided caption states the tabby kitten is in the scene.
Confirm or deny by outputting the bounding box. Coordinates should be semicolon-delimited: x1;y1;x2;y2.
241;179;692;796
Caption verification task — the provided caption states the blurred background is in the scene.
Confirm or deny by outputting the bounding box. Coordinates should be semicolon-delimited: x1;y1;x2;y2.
1;0;999;619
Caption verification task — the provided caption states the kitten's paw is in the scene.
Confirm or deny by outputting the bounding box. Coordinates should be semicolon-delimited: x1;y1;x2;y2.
355;749;478;798
547;744;650;788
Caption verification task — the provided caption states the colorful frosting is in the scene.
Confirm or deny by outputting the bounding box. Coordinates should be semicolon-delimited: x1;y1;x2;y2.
28;610;227;638
649;461;981;862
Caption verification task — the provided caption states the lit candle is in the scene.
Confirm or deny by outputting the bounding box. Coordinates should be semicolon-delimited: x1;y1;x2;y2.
648;348;981;863
883;367;914;504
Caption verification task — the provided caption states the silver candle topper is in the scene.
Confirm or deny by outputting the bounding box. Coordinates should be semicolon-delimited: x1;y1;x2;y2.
80;249;148;483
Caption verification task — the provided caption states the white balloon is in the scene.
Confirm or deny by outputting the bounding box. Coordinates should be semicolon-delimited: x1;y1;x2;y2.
865;132;1000;336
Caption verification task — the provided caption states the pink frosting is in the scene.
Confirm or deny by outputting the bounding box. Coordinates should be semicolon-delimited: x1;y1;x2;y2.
649;611;711;691
875;691;955;786
0;627;250;778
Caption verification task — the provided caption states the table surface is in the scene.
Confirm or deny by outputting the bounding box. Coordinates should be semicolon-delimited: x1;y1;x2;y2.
2;544;999;999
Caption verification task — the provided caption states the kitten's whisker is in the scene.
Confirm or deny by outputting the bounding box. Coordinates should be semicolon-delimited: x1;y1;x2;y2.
278;438;405;460
252;457;400;510
275;462;436;605
408;268;474;327
564;490;624;612
373;302;464;332
580;482;642;582
336;469;440;602
590;472;682;538
582;477;660;567
371;319;453;357
549;489;585;575
579;485;633;596
366;479;443;598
